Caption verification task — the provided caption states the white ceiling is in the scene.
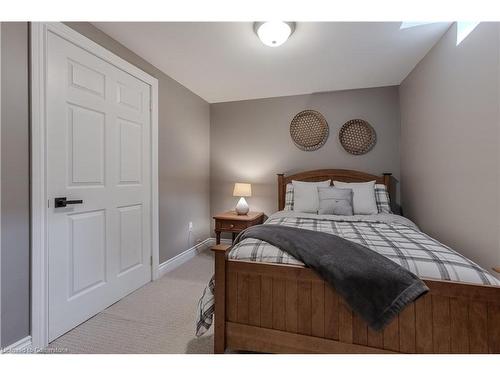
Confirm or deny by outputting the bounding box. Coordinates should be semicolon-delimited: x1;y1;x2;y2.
93;22;451;103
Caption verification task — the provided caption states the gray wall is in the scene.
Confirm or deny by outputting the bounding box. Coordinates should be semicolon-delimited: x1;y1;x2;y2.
66;23;211;263
210;86;401;218
1;22;30;347
399;22;500;271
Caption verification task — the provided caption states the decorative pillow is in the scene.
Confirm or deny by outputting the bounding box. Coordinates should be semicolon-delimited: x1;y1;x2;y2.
284;183;294;210
374;184;392;214
291;180;331;213
333;180;378;215
317;187;354;216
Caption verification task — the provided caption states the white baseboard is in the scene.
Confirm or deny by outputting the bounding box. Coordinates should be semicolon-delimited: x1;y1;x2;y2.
158;238;213;278
1;336;32;354
157;237;234;278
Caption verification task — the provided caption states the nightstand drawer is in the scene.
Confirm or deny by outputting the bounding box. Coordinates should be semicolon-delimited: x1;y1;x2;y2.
216;220;247;232
213;211;264;244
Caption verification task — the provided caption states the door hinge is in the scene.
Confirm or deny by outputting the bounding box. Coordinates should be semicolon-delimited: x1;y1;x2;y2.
150;256;153;265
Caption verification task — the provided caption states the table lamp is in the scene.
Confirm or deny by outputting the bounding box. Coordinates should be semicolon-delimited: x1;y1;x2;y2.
233;183;252;215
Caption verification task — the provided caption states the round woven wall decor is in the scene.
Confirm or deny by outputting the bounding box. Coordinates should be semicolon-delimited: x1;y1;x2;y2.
290;110;329;151
339;119;377;155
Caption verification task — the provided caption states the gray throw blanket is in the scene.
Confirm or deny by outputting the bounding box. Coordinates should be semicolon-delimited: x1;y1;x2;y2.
235;224;429;331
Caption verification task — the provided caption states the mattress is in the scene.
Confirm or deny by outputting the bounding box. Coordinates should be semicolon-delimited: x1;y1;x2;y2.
228;211;499;286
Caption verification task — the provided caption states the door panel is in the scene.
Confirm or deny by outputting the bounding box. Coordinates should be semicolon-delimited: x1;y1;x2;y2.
68;104;106;185
68;210;106;297
117;82;143;112
118;204;143;275
118;118;143;184
47;30;152;341
68;59;106;98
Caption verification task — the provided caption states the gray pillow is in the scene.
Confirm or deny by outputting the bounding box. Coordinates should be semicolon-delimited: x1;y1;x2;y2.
317;187;354;216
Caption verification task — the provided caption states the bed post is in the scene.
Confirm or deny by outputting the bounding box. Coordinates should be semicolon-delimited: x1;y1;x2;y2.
382;172;391;187
382;172;395;205
277;173;285;211
212;244;230;353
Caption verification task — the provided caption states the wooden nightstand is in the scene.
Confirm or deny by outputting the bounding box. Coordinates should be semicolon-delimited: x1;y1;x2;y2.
213;211;264;244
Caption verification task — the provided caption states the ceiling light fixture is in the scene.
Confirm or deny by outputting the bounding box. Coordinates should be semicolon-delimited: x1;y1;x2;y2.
254;21;295;47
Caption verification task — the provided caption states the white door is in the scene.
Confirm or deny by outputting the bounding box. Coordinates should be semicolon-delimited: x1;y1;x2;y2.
47;31;152;341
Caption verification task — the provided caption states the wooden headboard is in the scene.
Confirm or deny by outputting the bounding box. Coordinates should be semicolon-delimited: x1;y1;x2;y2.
277;169;394;211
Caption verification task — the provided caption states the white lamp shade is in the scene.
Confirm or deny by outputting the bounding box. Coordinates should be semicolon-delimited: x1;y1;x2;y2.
233;183;252;197
255;22;294;47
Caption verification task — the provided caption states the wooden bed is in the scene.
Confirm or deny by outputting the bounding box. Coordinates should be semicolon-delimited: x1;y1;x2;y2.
212;169;500;354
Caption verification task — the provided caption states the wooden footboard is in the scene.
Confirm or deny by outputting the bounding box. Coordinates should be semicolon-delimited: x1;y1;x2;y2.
212;246;500;354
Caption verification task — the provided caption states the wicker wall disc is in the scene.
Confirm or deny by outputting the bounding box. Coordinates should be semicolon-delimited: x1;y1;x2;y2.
290;110;329;151
339;119;377;155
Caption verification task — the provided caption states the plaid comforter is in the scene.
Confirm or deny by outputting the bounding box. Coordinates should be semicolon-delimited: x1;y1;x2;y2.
196;212;499;336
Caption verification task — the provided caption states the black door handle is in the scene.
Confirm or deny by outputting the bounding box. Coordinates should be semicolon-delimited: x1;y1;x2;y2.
55;197;83;208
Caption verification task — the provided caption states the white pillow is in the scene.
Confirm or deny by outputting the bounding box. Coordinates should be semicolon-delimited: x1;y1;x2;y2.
333;180;378;215
292;180;330;213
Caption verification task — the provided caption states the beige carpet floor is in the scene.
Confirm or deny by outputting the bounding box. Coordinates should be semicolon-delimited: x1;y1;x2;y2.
47;250;215;354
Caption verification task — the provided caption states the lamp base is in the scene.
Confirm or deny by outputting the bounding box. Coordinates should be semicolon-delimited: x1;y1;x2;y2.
235;197;249;215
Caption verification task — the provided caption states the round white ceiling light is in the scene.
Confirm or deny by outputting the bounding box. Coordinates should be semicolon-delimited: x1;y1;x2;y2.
254;22;296;47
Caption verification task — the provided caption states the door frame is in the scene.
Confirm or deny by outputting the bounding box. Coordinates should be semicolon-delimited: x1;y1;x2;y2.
0;21;3;347
31;22;159;349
